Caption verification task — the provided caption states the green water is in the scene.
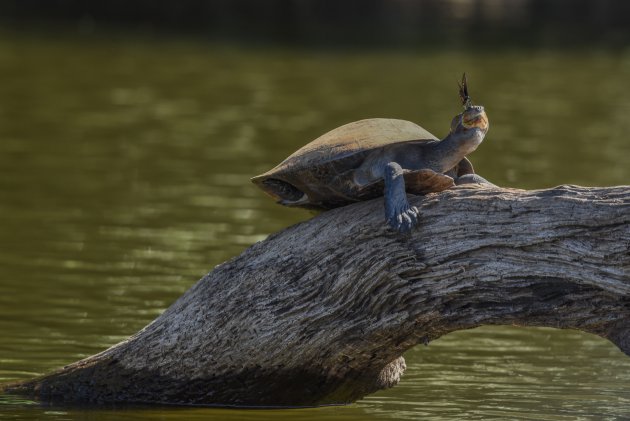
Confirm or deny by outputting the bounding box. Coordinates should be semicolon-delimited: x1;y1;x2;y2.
0;31;629;420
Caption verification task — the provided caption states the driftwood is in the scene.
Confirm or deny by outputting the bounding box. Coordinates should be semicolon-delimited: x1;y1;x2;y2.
3;184;630;407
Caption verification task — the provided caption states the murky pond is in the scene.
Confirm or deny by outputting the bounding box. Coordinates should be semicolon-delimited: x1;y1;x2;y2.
0;30;629;420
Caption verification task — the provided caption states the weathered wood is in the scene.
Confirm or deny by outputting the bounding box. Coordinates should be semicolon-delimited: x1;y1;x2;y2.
3;184;630;407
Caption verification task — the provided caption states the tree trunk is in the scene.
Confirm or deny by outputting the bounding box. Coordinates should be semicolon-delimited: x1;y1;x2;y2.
3;184;630;407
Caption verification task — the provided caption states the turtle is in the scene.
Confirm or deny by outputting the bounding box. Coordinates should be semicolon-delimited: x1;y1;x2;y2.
252;74;491;233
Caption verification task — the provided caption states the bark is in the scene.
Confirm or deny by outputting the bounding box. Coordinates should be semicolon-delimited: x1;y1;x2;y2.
3;184;630;407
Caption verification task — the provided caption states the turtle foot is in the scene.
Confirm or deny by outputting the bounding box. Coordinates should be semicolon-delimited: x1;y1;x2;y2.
384;162;420;234
386;202;419;234
455;174;496;187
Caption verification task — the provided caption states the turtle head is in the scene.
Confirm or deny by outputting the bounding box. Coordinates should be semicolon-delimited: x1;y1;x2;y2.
437;105;489;169
450;105;489;134
434;74;489;166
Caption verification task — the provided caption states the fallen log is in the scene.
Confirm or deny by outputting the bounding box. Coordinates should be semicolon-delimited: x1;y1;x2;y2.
3;184;629;407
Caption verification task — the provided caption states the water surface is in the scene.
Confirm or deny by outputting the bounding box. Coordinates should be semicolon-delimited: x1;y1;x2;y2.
0;31;629;420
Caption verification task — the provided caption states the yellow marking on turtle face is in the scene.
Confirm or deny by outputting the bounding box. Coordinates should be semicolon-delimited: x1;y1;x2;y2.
462;109;488;131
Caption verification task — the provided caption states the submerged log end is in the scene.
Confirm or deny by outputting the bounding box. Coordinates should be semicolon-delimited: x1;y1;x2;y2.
2;356;406;407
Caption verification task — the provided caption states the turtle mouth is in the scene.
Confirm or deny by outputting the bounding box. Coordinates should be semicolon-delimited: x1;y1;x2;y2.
462;110;489;131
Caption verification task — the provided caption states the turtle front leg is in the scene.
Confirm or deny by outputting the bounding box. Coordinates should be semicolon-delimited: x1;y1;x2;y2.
384;162;419;233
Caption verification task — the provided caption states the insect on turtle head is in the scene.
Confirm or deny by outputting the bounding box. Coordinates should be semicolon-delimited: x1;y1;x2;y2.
451;73;489;134
458;72;473;110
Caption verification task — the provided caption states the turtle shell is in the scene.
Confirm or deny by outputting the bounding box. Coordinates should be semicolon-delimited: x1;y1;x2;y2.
252;118;453;209
257;118;437;177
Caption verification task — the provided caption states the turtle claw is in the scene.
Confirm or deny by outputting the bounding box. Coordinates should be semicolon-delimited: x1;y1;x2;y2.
387;204;419;234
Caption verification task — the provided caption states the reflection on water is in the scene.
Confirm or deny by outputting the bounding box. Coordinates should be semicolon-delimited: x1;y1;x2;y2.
366;327;630;420
0;30;629;420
